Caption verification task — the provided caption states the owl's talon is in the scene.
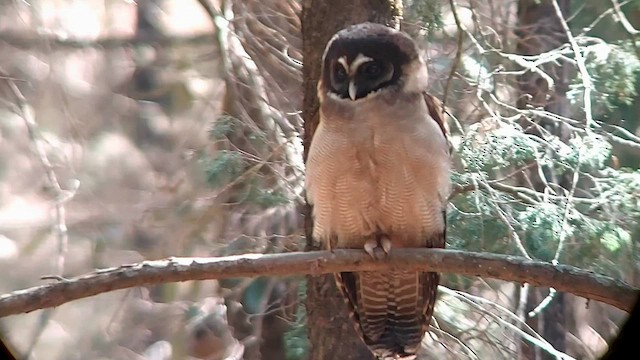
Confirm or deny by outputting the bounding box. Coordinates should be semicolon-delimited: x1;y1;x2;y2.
364;240;377;259
381;237;392;255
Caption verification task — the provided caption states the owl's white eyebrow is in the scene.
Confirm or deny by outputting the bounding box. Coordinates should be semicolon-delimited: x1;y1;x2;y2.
337;56;349;73
337;54;374;75
350;53;373;73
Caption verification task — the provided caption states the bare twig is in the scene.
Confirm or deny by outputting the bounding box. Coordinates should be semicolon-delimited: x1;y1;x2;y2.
2;68;78;360
0;249;636;317
528;287;556;318
526;1;599;318
2;72;75;275
0;31;217;49
515;283;530;358
611;0;639;35
196;0;218;20
441;288;574;360
0;31;215;50
443;0;464;109
579;0;632;36
551;0;594;129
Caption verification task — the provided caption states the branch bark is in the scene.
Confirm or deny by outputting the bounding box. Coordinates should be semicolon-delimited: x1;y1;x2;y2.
0;249;637;318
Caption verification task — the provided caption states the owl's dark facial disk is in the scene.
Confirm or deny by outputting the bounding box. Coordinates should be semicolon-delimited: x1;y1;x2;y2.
329;53;395;100
320;23;421;101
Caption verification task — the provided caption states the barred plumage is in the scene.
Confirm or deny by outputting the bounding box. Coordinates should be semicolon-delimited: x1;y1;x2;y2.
336;262;442;359
306;23;450;359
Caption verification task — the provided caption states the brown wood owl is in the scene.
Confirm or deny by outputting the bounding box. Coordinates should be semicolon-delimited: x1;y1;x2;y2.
305;23;450;359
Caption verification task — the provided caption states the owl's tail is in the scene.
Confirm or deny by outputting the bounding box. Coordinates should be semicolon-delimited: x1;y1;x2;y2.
337;270;439;359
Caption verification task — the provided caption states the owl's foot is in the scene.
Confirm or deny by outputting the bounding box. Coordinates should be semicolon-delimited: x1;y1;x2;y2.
364;238;390;260
364;239;377;259
380;236;392;255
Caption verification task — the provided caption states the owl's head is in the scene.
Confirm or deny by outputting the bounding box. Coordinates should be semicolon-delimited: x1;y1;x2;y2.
319;23;428;102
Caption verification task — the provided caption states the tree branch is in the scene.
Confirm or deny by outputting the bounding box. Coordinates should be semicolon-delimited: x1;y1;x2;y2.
0;31;216;49
0;249;637;317
611;0;639;36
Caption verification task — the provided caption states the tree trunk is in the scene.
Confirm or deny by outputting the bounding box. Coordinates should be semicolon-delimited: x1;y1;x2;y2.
301;1;402;359
516;1;570;359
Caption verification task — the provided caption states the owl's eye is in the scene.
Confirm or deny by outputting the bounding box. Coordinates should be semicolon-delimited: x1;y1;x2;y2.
362;62;383;77
334;66;348;82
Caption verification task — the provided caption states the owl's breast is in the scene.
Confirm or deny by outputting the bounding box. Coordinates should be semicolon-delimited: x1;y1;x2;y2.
306;115;448;249
370;134;447;244
306;124;377;246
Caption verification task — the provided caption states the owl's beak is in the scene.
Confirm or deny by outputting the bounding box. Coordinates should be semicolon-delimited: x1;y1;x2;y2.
348;80;357;101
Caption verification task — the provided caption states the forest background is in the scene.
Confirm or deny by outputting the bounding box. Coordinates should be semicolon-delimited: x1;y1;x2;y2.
0;0;639;359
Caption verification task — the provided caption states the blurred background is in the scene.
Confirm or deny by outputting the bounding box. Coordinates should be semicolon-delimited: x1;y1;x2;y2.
0;1;304;359
0;0;638;359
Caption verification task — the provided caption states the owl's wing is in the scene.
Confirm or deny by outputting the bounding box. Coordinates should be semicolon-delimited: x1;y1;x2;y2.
422;91;451;247
419;92;449;343
423;92;450;155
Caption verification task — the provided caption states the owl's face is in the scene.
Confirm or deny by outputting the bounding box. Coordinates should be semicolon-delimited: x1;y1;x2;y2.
319;23;426;101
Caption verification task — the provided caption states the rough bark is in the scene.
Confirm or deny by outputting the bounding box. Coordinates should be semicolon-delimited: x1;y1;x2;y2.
301;1;402;359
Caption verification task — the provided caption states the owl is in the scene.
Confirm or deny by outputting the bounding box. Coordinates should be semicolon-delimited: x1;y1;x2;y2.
305;23;450;359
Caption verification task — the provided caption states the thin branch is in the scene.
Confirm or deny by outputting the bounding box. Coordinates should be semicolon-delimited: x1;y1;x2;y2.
0;249;637;317
542;3;596;318
578;0;632;36
441;288;573;360
443;0;464;109
551;0;594;130
2;70;75;275
2;67;77;359
611;0;639;36
195;0;218;21
0;31;217;49
515;283;530;358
